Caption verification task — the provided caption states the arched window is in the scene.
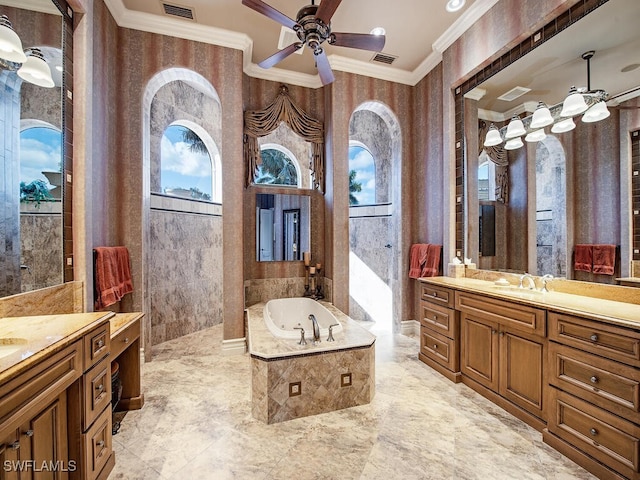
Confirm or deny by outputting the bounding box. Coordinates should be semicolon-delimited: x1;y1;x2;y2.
348;143;376;205
255;145;300;187
19;125;62;201
478;152;496;201
161;124;214;201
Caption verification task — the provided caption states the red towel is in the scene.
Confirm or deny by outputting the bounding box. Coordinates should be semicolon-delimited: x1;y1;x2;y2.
574;244;593;272
592;244;616;275
421;244;442;277
94;246;134;310
409;244;430;279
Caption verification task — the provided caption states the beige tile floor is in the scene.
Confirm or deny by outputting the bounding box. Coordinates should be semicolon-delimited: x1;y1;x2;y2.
108;321;597;480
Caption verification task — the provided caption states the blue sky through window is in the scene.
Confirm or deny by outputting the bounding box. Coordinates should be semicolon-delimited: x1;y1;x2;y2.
161;125;213;198
20;127;62;187
349;145;375;205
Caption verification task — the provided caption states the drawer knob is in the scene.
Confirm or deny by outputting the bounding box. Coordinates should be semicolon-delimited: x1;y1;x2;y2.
590;376;598;384
590;334;598;342
590;428;598;436
97;339;105;348
23;430;34;437
96;440;105;448
96;384;104;392
432;315;438;320
10;441;20;450
433;344;438;349
124;337;130;343
432;292;437;298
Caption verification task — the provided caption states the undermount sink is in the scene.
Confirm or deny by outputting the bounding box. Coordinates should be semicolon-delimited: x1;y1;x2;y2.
0;338;28;359
491;285;544;295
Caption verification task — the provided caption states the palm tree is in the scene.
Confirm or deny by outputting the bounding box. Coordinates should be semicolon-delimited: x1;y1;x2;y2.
256;149;298;186
349;169;362;205
181;127;208;155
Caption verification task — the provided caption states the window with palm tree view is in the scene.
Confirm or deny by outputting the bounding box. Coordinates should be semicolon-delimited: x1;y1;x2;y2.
348;144;375;205
161;124;213;201
255;147;299;186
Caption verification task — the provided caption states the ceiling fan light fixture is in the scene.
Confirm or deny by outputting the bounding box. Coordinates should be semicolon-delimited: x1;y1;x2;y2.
529;102;554;129
582;101;610;123
525;129;546;143
560;86;588;117
505;115;526;139
504;136;523;150
551;117;576;133
483;124;503;147
446;0;465;12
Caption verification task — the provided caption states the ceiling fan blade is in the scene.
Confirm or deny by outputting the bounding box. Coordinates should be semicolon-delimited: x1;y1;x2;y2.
315;0;342;25
242;0;297;29
314;49;335;85
258;43;303;69
330;32;385;52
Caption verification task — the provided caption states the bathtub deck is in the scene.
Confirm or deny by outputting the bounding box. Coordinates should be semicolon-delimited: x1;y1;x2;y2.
246;301;376;423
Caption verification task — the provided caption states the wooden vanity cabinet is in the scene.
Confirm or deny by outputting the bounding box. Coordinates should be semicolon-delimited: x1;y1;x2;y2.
458;292;546;427
418;284;461;383
544;312;640;480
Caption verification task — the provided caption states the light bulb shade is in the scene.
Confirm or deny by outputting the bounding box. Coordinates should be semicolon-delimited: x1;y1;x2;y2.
17;48;54;88
504;137;523;150
560;86;588;116
525;129;546;142
529;102;554;129
483;124;503;147
582;101;610;123
551;117;576;133
505;115;526;139
0;16;26;63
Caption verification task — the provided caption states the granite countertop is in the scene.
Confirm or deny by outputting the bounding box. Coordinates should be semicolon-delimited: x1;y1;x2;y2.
247;301;376;359
110;312;144;337
0;311;115;384
420;276;640;329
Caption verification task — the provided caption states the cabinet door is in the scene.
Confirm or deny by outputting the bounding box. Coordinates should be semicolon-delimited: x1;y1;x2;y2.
460;313;499;391
1;428;32;480
499;330;545;420
27;392;69;480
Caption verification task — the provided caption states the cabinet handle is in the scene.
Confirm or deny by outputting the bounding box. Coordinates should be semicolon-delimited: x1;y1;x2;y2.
97;339;105;348
499;331;504;337
433;344;438;349
96;384;104;392
96;440;105;448
23;430;34;437
9;441;20;450
590;334;598;342
590;376;598;384
491;329;497;334
590;428;598;436
432;292;437;298
124;337;130;343
432;315;438;320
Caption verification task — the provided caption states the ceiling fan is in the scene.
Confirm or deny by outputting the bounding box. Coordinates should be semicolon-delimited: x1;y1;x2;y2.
242;0;386;85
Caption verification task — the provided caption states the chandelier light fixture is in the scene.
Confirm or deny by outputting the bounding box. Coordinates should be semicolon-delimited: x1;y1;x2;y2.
484;50;609;149
0;15;54;88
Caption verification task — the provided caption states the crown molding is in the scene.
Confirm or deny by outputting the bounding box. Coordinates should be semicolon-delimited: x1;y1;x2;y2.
103;0;496;89
433;0;500;53
3;0;62;15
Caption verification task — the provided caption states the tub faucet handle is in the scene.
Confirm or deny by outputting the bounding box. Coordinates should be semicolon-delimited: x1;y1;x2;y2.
294;327;307;345
327;324;339;342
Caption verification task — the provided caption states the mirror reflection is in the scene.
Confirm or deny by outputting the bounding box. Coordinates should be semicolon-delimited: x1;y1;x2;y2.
466;0;639;283
256;193;310;262
0;0;64;296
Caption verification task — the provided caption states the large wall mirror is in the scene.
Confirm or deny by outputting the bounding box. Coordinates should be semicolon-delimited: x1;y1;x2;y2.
0;0;71;297
256;193;311;262
459;0;639;284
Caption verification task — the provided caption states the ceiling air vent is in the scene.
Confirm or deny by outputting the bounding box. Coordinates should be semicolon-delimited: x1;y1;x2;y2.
162;3;194;20
497;86;531;102
278;27;304;55
371;52;397;65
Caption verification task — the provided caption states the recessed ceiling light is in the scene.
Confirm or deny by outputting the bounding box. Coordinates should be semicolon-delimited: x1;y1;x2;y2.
370;27;385;36
446;0;465;12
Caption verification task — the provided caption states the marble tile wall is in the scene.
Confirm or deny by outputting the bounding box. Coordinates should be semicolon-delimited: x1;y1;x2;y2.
251;344;375;423
244;276;332;307
149;207;223;345
20;205;63;292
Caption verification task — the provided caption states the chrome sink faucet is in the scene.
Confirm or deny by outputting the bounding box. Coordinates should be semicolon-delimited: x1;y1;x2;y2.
519;273;536;290
541;274;554;292
308;314;320;344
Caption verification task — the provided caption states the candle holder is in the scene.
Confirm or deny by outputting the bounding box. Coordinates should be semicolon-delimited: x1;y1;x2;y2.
314;266;324;299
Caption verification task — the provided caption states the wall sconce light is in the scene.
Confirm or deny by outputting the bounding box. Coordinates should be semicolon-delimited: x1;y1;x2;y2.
525;129;546;143
483;124;503;147
582;101;610;123
504;137;523;150
529;102;554;129
0;15;54;88
551;117;576;133
560;86;589;117
505;115;526;139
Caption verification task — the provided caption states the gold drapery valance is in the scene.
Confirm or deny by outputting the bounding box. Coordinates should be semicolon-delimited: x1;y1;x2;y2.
243;85;325;191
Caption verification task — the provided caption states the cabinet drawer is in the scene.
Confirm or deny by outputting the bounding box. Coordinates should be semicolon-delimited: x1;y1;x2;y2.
83;323;110;371
0;341;81;435
548;388;640;479
420;326;459;373
83;357;112;431
456;291;545;336
110;319;140;361
420;283;454;309
420;301;458;339
549;342;640;424
549;312;640;367
82;405;112;480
